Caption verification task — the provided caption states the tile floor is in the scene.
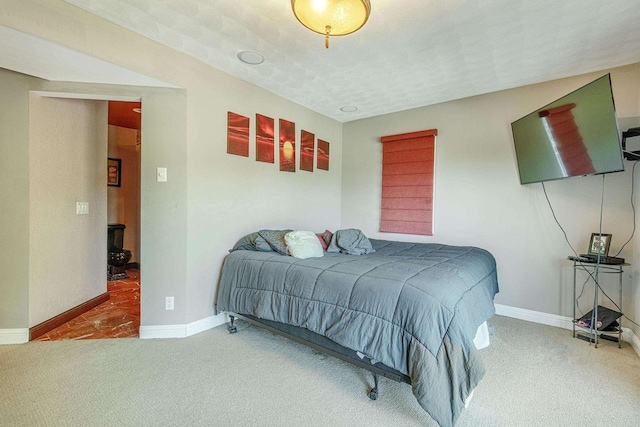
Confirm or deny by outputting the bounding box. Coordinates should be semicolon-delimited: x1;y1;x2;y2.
34;269;140;341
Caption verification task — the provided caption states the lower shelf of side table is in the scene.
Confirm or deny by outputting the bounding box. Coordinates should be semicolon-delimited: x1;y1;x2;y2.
573;322;621;344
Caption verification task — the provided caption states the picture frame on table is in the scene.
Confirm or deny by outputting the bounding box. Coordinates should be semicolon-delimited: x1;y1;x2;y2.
588;233;612;256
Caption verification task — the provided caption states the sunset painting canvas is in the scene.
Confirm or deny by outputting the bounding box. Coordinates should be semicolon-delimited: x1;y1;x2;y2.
227;112;249;157
256;114;275;163
300;130;315;172
317;139;330;171
279;119;296;172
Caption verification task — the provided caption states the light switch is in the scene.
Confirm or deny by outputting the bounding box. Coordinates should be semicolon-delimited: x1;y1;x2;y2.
157;167;167;182
76;202;89;215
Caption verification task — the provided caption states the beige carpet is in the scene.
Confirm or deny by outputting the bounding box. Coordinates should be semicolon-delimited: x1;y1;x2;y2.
1;316;639;426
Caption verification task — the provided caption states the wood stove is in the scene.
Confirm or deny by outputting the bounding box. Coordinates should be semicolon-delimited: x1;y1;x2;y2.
108;223;131;281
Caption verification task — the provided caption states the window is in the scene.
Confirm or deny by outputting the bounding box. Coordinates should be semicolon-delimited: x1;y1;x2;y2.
380;129;436;235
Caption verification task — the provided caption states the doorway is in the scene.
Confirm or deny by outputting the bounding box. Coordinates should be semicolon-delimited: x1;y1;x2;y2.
33;99;142;341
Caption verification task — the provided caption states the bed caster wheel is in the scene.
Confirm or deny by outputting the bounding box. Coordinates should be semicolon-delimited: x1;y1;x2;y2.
368;373;379;400
227;316;238;334
368;388;378;400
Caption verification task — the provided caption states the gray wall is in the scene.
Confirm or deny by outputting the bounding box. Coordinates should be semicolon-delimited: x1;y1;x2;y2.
342;63;640;327
629;116;640;339
2;1;637;341
0;68;39;328
36;83;190;328
0;0;342;332
28;95;108;326
0;69;188;330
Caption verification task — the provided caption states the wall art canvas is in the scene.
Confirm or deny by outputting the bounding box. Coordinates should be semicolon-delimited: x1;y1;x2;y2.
227;111;249;157
317;139;330;171
279;118;296;172
300;130;315;172
256;114;275;163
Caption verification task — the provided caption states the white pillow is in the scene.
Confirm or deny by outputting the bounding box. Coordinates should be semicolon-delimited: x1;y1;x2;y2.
284;230;324;259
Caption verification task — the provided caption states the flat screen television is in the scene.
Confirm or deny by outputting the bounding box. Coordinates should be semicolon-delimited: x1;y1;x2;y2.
511;74;624;185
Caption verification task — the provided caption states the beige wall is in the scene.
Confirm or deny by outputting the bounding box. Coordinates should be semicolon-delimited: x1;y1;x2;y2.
0;0;342;331
37;83;190;328
4;0;635;339
0;68;40;329
342;63;640;331
28;94;108;326
630;115;640;339
184;83;343;323
108;125;141;264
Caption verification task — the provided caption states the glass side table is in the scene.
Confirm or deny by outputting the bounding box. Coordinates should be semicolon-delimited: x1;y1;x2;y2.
568;256;627;348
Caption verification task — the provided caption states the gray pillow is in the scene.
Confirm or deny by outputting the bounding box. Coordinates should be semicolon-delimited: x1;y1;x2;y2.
327;229;375;255
229;232;275;253
258;229;293;255
254;235;274;252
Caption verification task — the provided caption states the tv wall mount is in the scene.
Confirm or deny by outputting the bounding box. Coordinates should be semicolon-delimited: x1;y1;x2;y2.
622;127;640;161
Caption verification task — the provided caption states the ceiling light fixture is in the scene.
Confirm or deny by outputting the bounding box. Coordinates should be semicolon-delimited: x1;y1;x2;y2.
291;0;371;49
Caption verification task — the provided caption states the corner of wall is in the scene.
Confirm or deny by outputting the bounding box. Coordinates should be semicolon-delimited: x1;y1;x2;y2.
0;329;29;345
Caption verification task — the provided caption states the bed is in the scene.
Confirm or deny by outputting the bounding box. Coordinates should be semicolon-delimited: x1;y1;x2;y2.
216;231;499;426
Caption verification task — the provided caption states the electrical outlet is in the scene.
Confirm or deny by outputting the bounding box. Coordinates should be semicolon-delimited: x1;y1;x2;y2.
165;296;174;310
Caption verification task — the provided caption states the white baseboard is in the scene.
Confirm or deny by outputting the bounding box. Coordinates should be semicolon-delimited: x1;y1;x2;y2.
495;304;574;330
136;304;640;359
8;304;637;356
495;304;640;358
0;329;29;345
187;313;229;336
628;327;640;357
139;313;228;339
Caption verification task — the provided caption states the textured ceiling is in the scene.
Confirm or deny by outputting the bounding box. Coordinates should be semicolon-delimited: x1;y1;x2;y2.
63;0;640;123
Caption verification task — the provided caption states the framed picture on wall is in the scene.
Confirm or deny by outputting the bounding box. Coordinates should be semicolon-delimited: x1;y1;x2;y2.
317;139;330;171
300;130;315;172
227;111;250;157
256;114;275;163
279;118;296;172
108;158;122;187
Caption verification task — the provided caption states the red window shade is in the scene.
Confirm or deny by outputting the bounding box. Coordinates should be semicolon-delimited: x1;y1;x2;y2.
380;129;437;236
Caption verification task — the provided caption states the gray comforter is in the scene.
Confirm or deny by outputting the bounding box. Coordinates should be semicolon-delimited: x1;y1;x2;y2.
216;239;499;426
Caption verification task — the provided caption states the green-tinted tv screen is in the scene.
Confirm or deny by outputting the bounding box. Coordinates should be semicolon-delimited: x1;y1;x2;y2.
511;74;624;185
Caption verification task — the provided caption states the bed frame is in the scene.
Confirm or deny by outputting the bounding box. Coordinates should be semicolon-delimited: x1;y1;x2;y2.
227;313;411;400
